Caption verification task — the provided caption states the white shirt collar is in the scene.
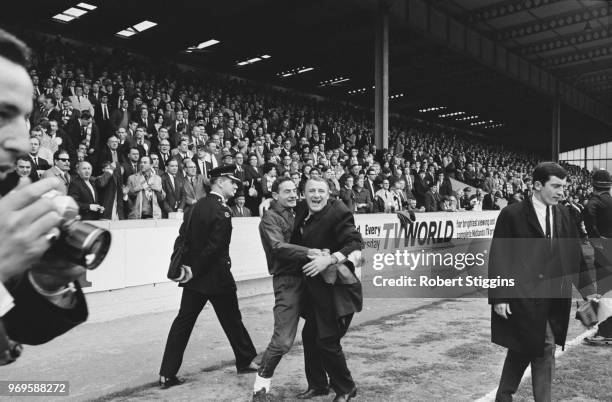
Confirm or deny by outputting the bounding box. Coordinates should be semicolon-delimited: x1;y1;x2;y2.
531;195;553;236
531;194;547;213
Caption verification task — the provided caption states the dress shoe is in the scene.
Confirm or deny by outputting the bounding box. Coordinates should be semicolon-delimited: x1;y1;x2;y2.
332;387;357;402
237;361;259;374
252;388;271;402
296;387;330;399
159;375;184;389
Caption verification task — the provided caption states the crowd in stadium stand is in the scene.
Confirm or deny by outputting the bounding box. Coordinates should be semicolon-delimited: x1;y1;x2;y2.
14;32;594;221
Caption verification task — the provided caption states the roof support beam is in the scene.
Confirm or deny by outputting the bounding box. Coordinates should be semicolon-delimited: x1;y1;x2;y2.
516;27;609;56
495;3;609;41
468;0;564;23
403;0;612;127
539;46;612;69
374;0;389;150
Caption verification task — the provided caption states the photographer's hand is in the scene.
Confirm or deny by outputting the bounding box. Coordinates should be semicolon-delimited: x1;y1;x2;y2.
0;178;64;283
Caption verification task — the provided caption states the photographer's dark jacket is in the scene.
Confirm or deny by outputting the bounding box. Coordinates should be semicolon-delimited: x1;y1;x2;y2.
3;274;87;345
488;198;595;355
181;193;236;294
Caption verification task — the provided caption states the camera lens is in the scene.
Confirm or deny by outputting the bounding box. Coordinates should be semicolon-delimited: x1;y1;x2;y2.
82;229;111;269
45;221;111;270
64;222;111;270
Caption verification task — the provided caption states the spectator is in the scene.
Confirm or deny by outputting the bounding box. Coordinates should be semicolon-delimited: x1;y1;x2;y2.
42;149;72;192
354;175;373;213
126;156;165;219
180;160;206;212
68;161;104;220
375;178;399;213
424;183;441;212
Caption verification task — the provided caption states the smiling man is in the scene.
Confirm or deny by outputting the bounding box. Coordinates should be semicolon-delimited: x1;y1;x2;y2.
488;162;597;402
291;177;363;402
253;177;311;401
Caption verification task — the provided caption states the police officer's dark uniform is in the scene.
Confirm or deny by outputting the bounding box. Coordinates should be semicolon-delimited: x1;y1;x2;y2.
584;169;612;343
159;166;258;386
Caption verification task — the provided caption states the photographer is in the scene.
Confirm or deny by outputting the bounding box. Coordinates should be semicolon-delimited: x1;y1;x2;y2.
0;28;88;364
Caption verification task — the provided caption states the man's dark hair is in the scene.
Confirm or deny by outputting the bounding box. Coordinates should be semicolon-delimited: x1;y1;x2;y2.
44;94;57;106
0;28;30;67
54;148;70;161
16;156;31;165
532;162;567;186
80;110;92;120
272;177;294;194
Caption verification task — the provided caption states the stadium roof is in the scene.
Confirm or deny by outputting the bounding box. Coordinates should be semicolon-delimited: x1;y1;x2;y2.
1;0;610;153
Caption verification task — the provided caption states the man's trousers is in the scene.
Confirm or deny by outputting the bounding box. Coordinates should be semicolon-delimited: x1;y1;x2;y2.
495;322;556;402
258;274;304;378
159;287;257;377
302;303;355;395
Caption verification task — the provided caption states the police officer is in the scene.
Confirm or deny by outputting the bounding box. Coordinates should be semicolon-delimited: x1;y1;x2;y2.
159;165;258;388
584;169;612;345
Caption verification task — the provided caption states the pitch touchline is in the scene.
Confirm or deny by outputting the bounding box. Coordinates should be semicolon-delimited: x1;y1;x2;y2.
473;326;598;402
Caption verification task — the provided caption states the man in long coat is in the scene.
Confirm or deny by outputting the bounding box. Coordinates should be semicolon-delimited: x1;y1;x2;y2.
488;162;597;401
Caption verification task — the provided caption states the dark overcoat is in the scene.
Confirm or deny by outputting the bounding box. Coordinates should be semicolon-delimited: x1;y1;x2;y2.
488;197;595;355
292;199;363;339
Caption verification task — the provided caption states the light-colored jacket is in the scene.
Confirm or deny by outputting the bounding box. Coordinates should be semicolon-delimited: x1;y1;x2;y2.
126;172;165;219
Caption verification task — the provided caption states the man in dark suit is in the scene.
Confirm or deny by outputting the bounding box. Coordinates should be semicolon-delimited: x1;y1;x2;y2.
364;168;379;200
65;110;100;157
39;95;61;123
94;93;113;143
110;87;127;111
488;162;597;402
289;177;362;401
424;183;441;212
110;99;130;133
137;107;155;135
161;160;184;218
156;139;173;172
230;192;251;217
96;162;126;220
67;161;104;220
28;136;51;181
159;166;258;388
94;135;125;175
121;147;140;185
193;144;212;178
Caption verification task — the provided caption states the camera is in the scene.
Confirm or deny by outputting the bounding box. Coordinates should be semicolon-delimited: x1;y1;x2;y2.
42;191;112;270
